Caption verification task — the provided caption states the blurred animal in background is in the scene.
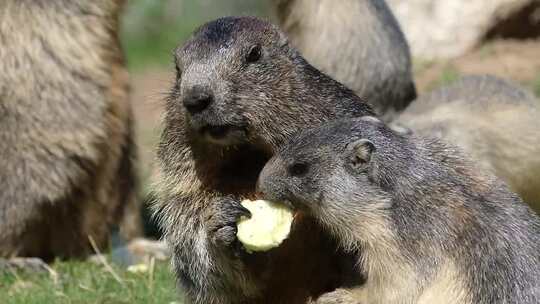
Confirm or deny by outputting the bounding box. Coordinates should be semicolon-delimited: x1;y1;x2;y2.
272;0;417;121
386;0;540;59
273;0;540;210
392;75;540;208
0;0;141;264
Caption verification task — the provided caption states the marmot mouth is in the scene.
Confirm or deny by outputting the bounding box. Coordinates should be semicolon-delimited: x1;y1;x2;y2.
200;124;248;145
202;125;231;139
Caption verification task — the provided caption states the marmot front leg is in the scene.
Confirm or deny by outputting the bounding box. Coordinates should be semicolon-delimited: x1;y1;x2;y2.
205;196;251;251
158;189;259;303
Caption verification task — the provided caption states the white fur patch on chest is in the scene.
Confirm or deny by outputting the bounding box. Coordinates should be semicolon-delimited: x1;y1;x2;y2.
417;261;471;304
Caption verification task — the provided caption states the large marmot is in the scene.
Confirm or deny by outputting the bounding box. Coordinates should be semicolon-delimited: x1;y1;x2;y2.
155;16;373;303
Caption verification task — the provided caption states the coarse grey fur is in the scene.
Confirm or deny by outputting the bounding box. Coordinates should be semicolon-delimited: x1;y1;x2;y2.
155;16;374;304
258;117;540;304
392;75;540;208
0;0;141;261
272;0;417;121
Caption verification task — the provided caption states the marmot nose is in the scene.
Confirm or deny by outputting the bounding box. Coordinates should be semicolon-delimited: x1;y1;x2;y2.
183;87;213;114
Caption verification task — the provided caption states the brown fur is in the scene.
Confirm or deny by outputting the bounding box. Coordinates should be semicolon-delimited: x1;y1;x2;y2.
0;0;141;260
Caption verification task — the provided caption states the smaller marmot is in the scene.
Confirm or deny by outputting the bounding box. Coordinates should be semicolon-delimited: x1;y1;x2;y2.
258;117;540;304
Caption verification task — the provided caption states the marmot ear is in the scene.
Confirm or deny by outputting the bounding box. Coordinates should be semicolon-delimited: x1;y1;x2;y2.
345;139;376;171
389;122;413;136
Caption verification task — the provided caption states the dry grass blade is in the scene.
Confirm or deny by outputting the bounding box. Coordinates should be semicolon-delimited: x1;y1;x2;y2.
88;235;126;287
149;256;156;292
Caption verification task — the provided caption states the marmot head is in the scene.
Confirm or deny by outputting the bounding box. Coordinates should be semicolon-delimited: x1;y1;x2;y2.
168;16;372;152
257;117;412;219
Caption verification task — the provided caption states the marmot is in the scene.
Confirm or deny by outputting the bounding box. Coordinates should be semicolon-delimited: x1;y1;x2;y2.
258;117;540;304
0;0;141;261
271;0;416;121
391;75;540;209
155;16;373;303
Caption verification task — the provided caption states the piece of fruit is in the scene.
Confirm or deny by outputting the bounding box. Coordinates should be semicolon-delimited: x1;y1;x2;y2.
236;199;294;253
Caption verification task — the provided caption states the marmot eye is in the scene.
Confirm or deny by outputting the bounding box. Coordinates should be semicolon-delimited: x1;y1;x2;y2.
175;65;182;81
289;162;309;177
246;45;262;63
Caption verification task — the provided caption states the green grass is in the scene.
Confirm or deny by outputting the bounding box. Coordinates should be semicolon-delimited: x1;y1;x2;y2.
0;260;179;304
533;74;540;98
121;0;270;71
425;65;461;91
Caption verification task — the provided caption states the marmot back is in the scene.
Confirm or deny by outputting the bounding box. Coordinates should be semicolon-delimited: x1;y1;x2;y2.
272;0;416;120
259;117;540;304
0;0;140;260
393;75;540;207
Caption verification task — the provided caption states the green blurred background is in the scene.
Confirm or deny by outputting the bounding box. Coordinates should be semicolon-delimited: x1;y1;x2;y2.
121;0;270;70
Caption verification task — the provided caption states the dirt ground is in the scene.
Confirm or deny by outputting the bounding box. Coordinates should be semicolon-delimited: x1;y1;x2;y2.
130;68;173;189
415;39;540;92
131;38;540;193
